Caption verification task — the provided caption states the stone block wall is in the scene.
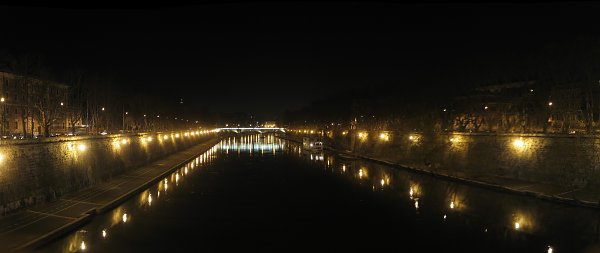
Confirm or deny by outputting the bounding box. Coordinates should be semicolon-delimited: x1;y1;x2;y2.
0;131;215;215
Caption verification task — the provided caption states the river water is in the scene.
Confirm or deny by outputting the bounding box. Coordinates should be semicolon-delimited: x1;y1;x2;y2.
38;134;600;252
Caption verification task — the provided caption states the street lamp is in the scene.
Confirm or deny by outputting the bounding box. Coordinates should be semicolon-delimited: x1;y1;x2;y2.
1;97;4;136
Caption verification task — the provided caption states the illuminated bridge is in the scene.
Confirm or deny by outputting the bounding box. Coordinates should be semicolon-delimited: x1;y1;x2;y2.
216;127;286;133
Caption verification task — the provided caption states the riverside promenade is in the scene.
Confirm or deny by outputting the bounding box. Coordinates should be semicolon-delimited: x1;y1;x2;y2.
0;137;221;252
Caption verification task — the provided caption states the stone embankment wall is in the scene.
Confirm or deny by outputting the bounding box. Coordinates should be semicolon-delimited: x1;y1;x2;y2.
306;131;600;189
0;131;215;215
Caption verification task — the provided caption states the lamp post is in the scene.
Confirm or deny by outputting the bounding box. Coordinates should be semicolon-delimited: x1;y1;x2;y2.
122;108;128;133
1;97;4;136
60;102;64;134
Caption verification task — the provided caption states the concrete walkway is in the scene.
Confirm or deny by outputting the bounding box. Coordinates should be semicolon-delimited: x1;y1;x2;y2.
0;137;221;252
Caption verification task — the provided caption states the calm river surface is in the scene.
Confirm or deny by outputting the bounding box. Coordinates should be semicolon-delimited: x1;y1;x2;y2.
38;134;600;252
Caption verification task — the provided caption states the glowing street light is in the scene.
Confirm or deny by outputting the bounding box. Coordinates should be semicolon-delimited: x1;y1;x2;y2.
548;102;553;106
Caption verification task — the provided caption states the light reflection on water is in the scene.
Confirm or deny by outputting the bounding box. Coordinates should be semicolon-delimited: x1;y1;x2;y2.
52;144;220;253
283;137;600;253
45;134;600;252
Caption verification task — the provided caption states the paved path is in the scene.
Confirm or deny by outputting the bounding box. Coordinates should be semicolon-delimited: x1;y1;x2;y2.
0;137;221;252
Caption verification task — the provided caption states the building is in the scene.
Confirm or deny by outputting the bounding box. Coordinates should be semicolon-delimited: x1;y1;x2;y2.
0;71;70;137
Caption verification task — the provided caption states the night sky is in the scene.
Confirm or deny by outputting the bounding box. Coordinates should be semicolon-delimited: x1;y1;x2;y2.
0;2;598;117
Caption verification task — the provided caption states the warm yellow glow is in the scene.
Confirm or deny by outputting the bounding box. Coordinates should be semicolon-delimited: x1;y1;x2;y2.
548;102;553;106
547;246;553;253
122;213;128;223
409;184;421;199
380;179;385;186
409;134;420;143
443;214;447;220
147;136;153;142
175;133;180;138
379;132;390;141
81;241;86;250
121;139;128;145
102;229;107;238
148;194;153;205
310;130;314;134
450;201;455;209
515;222;520;230
164;135;169;140
0;97;4;102
358;132;368;141
359;169;363;178
513;138;525;149
414;200;419;209
342;164;346;172
449;136;461;143
78;144;87;152
342;131;348;135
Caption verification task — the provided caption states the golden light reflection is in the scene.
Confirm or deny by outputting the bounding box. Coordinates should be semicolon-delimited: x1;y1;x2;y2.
358;168;368;179
122;213;128;223
511;212;533;231
102;229;107;238
81;241;86;251
409;184;421;200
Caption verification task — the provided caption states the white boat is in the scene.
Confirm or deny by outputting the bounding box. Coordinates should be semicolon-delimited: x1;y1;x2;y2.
302;137;323;151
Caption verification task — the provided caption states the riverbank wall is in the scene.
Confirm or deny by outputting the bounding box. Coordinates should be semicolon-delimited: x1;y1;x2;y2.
0;131;215;215
290;131;600;191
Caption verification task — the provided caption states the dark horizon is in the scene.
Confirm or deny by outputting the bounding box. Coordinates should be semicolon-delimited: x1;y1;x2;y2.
0;2;598;119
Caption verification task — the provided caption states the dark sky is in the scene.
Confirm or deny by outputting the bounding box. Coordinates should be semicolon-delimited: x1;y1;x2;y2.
0;2;598;117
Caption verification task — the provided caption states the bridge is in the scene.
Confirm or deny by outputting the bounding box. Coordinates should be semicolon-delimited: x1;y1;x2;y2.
216;127;286;133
